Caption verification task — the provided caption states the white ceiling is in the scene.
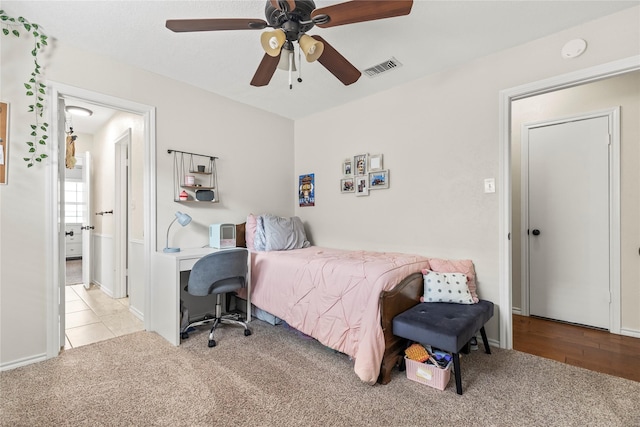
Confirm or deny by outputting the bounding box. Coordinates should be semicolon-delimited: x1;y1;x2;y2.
3;0;638;130
63;98;116;135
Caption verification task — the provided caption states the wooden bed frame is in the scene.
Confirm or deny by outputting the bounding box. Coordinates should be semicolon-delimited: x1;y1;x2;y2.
234;222;423;385
377;272;423;384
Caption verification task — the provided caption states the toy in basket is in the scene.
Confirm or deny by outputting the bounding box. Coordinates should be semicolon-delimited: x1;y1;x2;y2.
404;344;452;390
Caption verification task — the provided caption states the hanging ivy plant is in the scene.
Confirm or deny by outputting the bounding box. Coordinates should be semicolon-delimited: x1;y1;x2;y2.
0;10;49;167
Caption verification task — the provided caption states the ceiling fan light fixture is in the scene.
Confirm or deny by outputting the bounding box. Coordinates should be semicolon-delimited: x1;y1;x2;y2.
167;0;414;88
277;47;297;71
298;34;324;62
65;106;93;117
260;29;286;57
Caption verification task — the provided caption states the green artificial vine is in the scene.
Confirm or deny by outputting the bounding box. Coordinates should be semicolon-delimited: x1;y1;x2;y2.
0;10;49;167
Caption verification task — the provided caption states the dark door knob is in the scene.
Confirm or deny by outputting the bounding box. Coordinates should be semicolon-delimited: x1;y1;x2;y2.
532;229;541;236
65;230;74;237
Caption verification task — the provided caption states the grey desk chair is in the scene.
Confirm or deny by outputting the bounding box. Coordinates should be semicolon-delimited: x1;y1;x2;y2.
181;248;251;347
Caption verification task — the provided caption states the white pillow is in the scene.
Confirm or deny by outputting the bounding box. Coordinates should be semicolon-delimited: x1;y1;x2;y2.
423;271;474;304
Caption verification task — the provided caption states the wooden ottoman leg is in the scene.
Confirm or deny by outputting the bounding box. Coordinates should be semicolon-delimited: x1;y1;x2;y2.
452;352;463;395
480;326;491;354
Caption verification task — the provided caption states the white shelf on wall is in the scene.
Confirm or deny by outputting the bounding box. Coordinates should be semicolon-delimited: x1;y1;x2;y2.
168;149;219;204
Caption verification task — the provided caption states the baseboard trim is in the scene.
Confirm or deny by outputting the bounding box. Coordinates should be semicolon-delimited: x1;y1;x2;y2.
95;281;114;298
512;307;522;315
0;352;48;372
487;338;500;349
620;328;640;339
130;306;144;321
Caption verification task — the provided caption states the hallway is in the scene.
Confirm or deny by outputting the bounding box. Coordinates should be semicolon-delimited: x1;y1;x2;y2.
64;284;143;349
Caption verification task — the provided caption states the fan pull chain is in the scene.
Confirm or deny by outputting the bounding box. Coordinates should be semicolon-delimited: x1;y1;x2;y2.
297;46;302;84
289;49;293;89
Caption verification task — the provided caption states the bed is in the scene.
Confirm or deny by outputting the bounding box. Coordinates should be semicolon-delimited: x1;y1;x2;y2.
236;215;478;385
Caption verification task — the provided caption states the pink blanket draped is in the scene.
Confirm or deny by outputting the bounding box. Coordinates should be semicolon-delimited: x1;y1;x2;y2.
248;247;430;384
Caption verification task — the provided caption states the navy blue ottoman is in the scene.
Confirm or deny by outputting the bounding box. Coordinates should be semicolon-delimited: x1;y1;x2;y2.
392;300;494;395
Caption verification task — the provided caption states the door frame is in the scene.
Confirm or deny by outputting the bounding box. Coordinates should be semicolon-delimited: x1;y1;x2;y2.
519;108;620;331
81;151;92;289
498;55;640;349
46;82;156;358
114;129;131;299
55;97;67;348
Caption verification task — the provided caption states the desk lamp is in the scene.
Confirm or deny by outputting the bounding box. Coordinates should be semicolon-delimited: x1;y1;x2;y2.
163;211;192;253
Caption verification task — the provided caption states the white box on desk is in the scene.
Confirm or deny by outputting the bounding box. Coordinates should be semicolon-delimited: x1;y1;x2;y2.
209;223;236;248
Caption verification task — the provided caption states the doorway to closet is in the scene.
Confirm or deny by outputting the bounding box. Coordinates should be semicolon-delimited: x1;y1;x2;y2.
507;69;640;377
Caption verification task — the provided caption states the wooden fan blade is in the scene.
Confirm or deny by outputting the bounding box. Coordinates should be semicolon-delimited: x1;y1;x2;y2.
312;36;361;86
250;53;281;87
311;0;413;28
166;18;268;32
269;0;296;12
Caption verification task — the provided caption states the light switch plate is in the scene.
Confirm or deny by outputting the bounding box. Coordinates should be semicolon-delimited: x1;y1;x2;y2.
484;178;495;193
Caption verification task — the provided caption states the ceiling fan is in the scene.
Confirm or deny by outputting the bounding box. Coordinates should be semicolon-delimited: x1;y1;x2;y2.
166;0;413;88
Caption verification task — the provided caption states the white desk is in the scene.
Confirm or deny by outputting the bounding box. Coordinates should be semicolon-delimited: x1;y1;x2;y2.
149;247;251;346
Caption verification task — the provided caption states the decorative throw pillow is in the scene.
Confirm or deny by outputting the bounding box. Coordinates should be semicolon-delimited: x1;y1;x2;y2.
245;214;257;251
426;258;479;303
254;215;266;251
423;270;474;304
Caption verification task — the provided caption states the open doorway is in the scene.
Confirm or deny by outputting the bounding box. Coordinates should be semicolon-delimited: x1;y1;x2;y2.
46;83;156;356
61;98;145;349
510;71;639;326
499;63;640;379
511;71;640;378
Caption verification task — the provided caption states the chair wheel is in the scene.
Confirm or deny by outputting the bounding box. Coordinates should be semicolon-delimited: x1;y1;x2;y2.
208;339;216;347
181;332;189;340
244;329;252;337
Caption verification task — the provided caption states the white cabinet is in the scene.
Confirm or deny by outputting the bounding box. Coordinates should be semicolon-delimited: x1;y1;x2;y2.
65;224;83;259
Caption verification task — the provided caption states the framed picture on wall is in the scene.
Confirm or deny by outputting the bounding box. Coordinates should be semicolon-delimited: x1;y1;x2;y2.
354;153;367;176
343;158;352;176
355;175;369;196
299;173;315;207
369;170;389;189
340;178;355;193
369;154;383;172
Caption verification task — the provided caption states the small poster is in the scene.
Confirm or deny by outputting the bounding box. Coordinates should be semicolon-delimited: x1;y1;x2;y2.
299;173;315;207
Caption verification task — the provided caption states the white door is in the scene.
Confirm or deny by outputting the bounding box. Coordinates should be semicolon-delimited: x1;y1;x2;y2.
114;130;130;299
525;115;610;329
81;152;93;289
58;97;67;347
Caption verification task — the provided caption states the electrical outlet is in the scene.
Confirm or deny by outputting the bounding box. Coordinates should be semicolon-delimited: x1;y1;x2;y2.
484;178;495;193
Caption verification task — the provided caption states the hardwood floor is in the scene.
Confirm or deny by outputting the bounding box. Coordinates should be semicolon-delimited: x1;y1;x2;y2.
513;314;640;382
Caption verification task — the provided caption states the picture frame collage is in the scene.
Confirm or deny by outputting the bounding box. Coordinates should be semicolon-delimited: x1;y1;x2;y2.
341;153;389;196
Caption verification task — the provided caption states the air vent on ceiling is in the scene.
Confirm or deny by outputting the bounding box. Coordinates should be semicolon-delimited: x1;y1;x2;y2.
363;57;403;78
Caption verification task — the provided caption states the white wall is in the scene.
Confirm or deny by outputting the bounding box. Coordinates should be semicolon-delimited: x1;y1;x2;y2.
0;38;294;367
294;7;640;342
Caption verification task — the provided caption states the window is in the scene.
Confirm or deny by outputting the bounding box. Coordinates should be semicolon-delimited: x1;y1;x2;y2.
65;181;85;224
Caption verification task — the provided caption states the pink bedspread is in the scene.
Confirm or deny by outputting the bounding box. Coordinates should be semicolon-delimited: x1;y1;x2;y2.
249;246;430;384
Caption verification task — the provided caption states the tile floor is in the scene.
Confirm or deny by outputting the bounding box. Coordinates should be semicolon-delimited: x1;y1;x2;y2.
64;284;144;349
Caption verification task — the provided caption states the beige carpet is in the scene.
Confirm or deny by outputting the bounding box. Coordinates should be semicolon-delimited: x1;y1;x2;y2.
1;320;638;426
